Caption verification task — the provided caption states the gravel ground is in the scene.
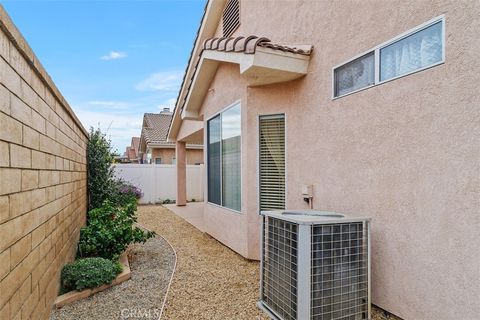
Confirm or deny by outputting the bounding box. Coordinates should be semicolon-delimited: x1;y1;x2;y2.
50;236;175;320
137;205;401;320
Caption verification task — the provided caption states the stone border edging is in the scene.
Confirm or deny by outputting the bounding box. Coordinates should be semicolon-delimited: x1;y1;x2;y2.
135;222;178;320
53;252;131;309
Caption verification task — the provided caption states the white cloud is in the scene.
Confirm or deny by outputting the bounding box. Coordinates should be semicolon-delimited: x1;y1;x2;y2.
88;100;133;110
135;71;183;92
76;109;143;153
101;51;127;60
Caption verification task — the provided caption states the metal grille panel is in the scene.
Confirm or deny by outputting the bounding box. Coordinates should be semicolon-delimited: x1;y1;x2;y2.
262;217;298;320
311;222;369;320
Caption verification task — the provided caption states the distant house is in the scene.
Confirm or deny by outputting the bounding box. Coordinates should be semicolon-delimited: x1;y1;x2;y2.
122;137;140;163
139;108;203;164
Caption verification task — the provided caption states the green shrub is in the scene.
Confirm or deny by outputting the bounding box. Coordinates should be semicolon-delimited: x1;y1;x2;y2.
60;257;122;293
87;128;116;210
78;199;155;260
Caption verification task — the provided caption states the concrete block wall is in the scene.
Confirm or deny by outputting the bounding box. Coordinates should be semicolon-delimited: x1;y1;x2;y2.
0;6;88;320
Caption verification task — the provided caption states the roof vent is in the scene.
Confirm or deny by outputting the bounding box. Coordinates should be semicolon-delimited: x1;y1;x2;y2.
222;0;240;38
162;107;170;113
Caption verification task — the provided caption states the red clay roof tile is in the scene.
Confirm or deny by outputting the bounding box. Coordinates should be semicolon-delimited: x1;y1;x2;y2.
203;35;312;55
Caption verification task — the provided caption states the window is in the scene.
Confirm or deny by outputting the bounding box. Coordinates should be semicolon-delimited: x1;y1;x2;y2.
207;103;241;211
155;158;162;164
259;114;285;212
333;16;444;98
334;53;374;97
380;21;443;81
172;158;176;164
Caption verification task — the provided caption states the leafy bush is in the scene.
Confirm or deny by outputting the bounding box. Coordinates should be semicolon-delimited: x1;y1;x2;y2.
87;128;116;210
78;199;155;260
61;257;122;293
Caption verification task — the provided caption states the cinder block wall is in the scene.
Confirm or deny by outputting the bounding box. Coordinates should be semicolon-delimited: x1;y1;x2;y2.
0;7;88;320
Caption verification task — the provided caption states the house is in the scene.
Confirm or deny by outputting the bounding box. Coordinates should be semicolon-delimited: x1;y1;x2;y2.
167;1;480;320
139;108;203;164
122;137;140;163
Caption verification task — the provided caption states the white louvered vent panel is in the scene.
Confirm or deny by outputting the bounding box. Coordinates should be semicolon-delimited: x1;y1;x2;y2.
259;115;285;211
222;0;240;38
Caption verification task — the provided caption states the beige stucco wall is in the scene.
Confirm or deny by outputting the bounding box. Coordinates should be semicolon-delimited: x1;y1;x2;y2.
0;7;88;320
180;1;480;319
151;147;175;164
151;147;203;165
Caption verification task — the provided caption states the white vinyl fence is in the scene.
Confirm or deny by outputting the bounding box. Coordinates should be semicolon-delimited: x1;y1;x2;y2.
113;164;204;204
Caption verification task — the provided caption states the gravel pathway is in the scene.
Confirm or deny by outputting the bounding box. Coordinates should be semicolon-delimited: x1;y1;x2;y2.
136;205;400;320
50;236;175;320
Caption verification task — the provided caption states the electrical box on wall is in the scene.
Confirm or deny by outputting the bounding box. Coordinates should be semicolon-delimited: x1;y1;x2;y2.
301;184;313;198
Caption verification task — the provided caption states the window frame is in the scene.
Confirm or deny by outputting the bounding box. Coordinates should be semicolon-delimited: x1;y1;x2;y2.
206;100;242;214
332;15;445;99
257;113;287;215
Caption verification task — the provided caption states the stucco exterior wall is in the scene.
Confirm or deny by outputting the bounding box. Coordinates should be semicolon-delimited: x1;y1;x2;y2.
185;148;204;165
151;147;175;164
0;7;88;320
187;1;480;320
151;147;203;165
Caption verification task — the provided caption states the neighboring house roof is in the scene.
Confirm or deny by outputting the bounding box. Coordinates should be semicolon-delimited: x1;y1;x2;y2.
141;112;175;146
139;110;202;154
131;137;140;155
203;35;313;55
123;136;141;161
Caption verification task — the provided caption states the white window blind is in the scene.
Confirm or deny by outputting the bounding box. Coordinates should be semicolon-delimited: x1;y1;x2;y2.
259;114;285;212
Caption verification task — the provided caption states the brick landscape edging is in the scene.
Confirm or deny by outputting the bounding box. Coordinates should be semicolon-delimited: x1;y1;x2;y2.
53;252;131;309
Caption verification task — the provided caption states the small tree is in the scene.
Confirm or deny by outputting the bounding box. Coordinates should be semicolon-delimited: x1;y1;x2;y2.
87;128;115;210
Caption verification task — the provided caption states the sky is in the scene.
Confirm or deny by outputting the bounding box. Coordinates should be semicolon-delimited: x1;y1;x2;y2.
2;0;206;153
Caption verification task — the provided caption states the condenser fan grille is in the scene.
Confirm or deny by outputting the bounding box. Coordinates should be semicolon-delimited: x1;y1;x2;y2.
311;222;369;320
262;217;298;320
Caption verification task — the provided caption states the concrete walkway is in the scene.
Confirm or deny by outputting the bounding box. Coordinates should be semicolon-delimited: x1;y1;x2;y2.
164;202;205;232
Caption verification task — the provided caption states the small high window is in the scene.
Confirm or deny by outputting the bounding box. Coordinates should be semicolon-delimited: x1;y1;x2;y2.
333;16;444;98
380;21;443;81
334;52;374;97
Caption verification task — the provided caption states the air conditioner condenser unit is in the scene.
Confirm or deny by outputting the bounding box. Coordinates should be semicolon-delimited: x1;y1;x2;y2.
258;210;371;320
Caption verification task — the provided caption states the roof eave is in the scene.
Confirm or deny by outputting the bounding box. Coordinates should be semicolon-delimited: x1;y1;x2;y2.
181;48;312;120
167;0;227;142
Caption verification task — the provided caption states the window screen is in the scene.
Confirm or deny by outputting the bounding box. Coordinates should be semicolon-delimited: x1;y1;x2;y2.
207;115;221;205
221;104;241;211
207;103;242;211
